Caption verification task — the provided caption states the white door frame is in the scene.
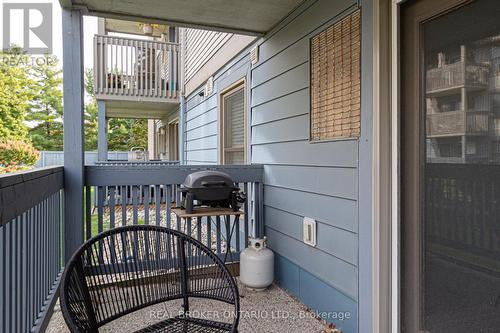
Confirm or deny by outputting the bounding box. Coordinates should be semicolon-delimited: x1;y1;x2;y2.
390;2;403;333
372;0;404;332
370;0;402;332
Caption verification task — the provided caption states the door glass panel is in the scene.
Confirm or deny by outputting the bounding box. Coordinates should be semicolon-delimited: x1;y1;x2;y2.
423;0;500;331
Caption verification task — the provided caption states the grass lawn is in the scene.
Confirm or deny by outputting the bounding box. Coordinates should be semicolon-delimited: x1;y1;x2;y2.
84;187;144;238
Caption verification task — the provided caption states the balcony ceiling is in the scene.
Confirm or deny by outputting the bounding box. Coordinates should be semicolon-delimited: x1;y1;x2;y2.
59;0;306;35
105;100;179;119
104;19;169;37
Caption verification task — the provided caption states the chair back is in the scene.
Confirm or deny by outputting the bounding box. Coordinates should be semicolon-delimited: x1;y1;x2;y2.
60;225;239;332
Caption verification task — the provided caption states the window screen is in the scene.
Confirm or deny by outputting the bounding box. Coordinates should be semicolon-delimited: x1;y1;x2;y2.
222;85;245;164
310;9;361;141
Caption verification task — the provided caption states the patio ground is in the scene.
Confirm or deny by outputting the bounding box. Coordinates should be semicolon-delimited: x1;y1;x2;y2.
47;279;329;333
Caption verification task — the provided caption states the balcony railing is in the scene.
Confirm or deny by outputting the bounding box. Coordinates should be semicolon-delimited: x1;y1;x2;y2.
426;61;489;94
95;160;180;167
0;167;64;332
426;163;500;259
94;35;179;102
0;164;264;331
426;111;490;137
84;164;264;265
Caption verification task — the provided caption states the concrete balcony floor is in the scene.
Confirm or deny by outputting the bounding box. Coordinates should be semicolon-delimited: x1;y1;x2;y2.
47;279;328;333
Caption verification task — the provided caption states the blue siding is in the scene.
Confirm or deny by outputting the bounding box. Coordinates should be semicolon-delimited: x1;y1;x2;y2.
251;1;360;331
182;0;369;331
275;254;358;333
184;54;251;164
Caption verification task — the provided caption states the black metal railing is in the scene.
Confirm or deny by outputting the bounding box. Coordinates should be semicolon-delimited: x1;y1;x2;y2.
0;166;64;333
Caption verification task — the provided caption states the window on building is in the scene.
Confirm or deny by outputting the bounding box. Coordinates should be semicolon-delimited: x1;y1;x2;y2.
168;121;179;161
310;9;361;141
220;81;246;164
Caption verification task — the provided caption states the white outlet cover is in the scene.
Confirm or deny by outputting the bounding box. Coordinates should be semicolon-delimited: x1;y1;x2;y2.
303;217;317;247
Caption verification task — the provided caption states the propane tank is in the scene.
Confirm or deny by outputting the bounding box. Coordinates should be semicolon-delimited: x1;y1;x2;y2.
240;237;274;291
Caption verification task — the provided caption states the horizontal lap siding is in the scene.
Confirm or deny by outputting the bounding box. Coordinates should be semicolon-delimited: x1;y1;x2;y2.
185;53;251;164
182;0;362;327
252;140;357;167
251;89;309;125
185;29;233;83
250;0;360;308
251;114;309;144
185;86;218;163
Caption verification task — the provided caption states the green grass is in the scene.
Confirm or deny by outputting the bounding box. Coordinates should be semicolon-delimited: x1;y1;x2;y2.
84;186;145;238
89;216;145;237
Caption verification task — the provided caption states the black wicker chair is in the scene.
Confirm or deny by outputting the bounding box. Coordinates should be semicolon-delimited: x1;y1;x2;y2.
60;225;240;332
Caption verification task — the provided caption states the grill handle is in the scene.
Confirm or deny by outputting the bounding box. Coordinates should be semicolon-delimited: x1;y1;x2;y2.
200;180;227;187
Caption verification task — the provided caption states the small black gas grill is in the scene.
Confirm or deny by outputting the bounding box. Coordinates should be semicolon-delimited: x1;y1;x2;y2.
180;170;245;213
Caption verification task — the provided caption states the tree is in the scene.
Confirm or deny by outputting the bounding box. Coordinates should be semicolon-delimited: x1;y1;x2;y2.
130;119;148;149
84;69;98;150
0;139;39;173
84;68;148;152
26;55;63;150
0;47;34;140
107;118;148;151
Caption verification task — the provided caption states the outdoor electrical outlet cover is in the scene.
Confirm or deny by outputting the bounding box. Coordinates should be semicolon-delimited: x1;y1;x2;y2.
303;217;317;247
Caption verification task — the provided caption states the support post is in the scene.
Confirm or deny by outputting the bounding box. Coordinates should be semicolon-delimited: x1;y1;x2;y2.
179;96;186;165
97;100;108;161
62;9;84;263
147;120;156;160
254;182;264;238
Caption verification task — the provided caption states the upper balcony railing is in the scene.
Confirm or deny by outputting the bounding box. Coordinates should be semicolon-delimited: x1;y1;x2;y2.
94;35;180;102
426;111;490;137
426;61;489;95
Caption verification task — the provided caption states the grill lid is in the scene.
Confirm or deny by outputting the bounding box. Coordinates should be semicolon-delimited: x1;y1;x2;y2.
182;170;234;189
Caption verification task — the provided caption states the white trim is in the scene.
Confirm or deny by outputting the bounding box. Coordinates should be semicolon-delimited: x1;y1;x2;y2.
372;0;393;332
391;1;401;332
218;79;247;165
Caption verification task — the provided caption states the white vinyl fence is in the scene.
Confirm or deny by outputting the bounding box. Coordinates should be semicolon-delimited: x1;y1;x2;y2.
36;151;129;167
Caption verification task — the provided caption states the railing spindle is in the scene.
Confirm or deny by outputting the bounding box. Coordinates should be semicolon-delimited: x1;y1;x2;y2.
86;186;91;240
109;38;113;94
196;217;202;255
114;39;119;95
132;185;139;225
144;185;150;225
216;216;221;255
121;185;127;226
109;186;116;229
149;41;153;97
155;185;161;226
166;185;172;228
244;183;249;247
207;216;212;251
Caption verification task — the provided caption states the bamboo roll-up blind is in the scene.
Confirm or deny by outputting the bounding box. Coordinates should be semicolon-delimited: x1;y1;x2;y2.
310;9;361;141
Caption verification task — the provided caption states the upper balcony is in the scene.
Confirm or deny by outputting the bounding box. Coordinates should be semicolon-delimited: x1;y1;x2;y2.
93;34;180;105
426;61;489;96
426;110;490;137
